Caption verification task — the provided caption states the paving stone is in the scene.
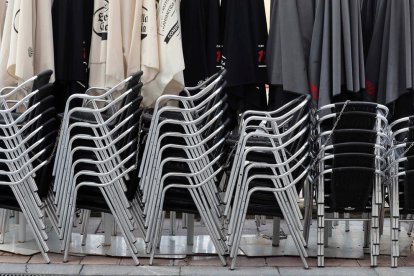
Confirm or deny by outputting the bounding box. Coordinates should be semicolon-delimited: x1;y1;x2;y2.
324;258;360;267
0;263;82;274
0;263;26;273
180;266;279;276
27;264;82;275
400;255;414;266
119;257;174;266
0;254;31;263
266;256;317;267
279;267;378;276
357;255;391;267
187;256;228;266
80;255;121;265
80;264;180;275
151;258;175;266
119;257;139;266
28;252;83;264
375;267;414;276
234;256;267;267
174;257;189;266
398;257;407;266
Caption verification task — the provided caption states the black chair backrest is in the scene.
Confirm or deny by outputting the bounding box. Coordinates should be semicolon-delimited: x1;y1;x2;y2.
330;142;377;155
35;143;57;198
329;167;376;212
110;73;143;111
329;153;376;169
331;129;378;144
28;116;58;150
28;94;55;119
402;170;414;212
27;83;54;110
127;71;143;90
32;70;53;91
116;108;143;157
320;111;377;132
404;156;414;170
332;102;382;114
113;85;143;125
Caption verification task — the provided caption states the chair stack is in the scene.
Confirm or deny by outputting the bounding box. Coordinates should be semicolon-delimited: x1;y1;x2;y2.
49;73;144;265
313;102;389;267
387;116;414;267
0;70;57;263
137;70;230;265
223;95;311;269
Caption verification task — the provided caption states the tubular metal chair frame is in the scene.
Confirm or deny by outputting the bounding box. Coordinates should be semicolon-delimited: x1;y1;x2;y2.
148;153;228;266
224;110;310;269
139;82;226;192
224;96;311;218
56;123;142;264
140;92;226;194
313;102;389;268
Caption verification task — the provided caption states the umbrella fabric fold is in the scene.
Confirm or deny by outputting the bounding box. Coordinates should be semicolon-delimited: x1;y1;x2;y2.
142;0;185;107
0;0;55;88
52;0;93;111
140;0;159;86
180;0;220;87
221;0;268;87
0;0;16;87
220;0;268;127
365;0;414;106
266;0;315;109
308;0;365;107
361;0;377;59
52;0;93;84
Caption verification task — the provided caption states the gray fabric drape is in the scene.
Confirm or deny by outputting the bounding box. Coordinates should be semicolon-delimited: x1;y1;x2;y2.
266;0;315;95
365;0;414;105
308;0;365;106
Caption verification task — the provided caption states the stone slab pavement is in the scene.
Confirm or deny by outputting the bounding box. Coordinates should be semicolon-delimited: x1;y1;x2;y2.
0;253;414;275
0;263;412;275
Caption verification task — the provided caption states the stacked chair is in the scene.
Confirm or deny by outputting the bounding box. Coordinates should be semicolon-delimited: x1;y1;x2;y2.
49;72;144;265
313;102;389;267
137;70;230;265
0;70;57;263
223;95;311;269
387;116;414;267
1;68;407;270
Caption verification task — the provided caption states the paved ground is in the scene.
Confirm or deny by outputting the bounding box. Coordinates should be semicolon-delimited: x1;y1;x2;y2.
0;262;413;275
0;252;414;275
0;217;413;275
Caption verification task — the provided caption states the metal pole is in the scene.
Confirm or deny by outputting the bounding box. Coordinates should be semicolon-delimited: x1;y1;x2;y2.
272;217;280;246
